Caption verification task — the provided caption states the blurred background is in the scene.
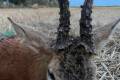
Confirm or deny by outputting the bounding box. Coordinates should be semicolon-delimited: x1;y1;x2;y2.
0;0;120;8
0;0;58;8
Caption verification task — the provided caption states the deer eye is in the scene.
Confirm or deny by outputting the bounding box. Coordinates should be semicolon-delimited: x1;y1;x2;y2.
47;69;55;80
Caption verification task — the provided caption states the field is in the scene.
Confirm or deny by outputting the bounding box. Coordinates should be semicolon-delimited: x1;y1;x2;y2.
0;7;120;80
0;7;120;36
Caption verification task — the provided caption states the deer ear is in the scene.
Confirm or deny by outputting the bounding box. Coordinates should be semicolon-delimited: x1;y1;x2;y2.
93;18;120;48
8;17;29;39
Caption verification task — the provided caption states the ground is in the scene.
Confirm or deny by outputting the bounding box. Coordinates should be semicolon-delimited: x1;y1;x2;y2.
0;7;120;80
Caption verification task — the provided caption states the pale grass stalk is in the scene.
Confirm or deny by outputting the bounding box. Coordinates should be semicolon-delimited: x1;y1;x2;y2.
101;63;115;80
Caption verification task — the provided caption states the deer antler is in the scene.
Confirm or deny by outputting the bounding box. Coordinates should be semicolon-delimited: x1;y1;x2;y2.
79;0;95;53
55;0;71;51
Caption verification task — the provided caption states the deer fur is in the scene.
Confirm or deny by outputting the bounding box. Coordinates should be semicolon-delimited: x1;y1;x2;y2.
0;17;57;80
48;43;97;80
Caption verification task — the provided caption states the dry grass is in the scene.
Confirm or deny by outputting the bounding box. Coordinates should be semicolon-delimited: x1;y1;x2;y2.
94;29;120;80
0;7;120;80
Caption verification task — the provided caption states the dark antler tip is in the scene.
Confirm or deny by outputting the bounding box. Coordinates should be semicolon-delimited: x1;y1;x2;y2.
80;5;83;8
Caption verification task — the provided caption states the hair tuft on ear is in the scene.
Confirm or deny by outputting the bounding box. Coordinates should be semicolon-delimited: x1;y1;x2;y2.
7;17;29;39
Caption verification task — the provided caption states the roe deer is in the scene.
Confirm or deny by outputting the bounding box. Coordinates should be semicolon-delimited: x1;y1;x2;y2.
6;16;120;80
7;18;96;80
0;17;57;80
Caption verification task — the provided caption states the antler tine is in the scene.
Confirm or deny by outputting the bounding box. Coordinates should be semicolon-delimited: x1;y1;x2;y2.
80;0;95;53
55;0;71;51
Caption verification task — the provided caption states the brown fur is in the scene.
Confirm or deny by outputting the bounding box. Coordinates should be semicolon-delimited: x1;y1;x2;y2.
0;38;53;80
